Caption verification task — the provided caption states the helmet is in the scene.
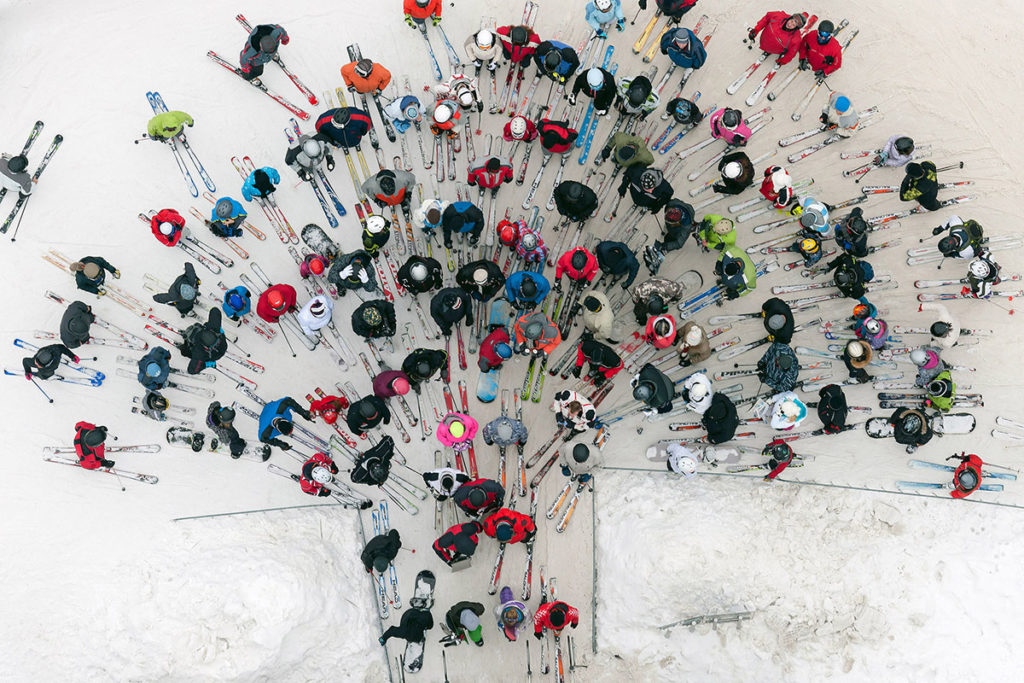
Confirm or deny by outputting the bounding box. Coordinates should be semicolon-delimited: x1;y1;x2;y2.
520;231;538;251
571;250;587;270
833;95;851;113
930;322;952;338
776;354;794;370
433;104;453;124
863;318;882;335
689;381;708;400
595;0;613;10
586;68;604;90
632;382;653;402
145;362;162;378
362;306;383;327
159;222;174;236
333;108;352;126
179;283;197;301
495;343;513;359
495;522;514;543
817;20;835;36
956;468;979;491
524;321;543;340
308;257;325;275
449;419;465;438
548;605;568;628
639;169;659;190
852;303;872;319
928;379;948;395
273;416;294;435
900;412;923;433
845;340;866;359
510;116;528;139
626;81;647;107
366;214;388;234
502;606;522;627
378;169;396;195
311;466;333;485
799;237;819;254
498;219;520;245
684;326;703;346
938;235;961;255
458;90;475;108
476;29;494;49
267;290;286;311
564;182;583;202
721;108;741;129
214;198;233;219
909;349;928;367
510;26;529;46
259;36;278;53
218;406;236;422
969;259;992;278
672;453;698;476
354;59;374;78
781;399;801;418
367;459;388;483
835;268;855;287
440;473;455;491
302;139;321;158
647;294;665;315
445;292;463;311
723;161;742;180
83;427;107;448
543;51;560;72
519;277;537;298
712;218;734;236
572;443;590;463
322;408;338;424
416;361;431;377
410;262;429;282
403;101;420;120
391;377;410;395
894;136;915;155
615;144;637;164
309;299;327;319
495;420;514;442
799;212;817;229
468;487;487;507
786;13;807;30
473;267;489;285
34;348;53;367
653;319;671;337
764;441;793;463
583;295;601;312
766;314;787;332
358;401;379;419
845;214;868;236
723;260;742;277
7;155;28;173
906;162;924;179
673;30;690;48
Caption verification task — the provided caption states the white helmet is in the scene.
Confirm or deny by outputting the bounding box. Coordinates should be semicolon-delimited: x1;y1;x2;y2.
311;466;333;484
433;102;454;124
366;215;387;234
458;90;475;108
671;452;698;477
969;259;992;278
473;268;489;284
586;67;604;90
520;232;538;250
863;318;882;335
302;139;321;158
684;326;703;346
909;349;928;366
781;399;801;418
510;116;528;139
723;161;742;180
159;222;174;236
689;381;708;400
770;168;792;192
595;0;613;10
410;263;429;282
309;299;328;319
476;30;494;49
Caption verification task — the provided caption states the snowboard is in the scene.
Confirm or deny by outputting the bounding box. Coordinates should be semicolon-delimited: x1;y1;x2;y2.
645;442;741;464
209;436;272;462
300;223;339;259
866;413;976;438
405;569;436;674
165;426;205;452
476;300;509;403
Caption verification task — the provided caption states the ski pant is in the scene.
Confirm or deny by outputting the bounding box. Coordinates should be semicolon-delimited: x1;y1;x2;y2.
240;64;265;81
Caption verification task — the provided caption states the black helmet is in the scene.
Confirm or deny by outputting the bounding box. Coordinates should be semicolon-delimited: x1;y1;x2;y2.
626;80;649;107
543;51;560;71
930;321;952;338
583;296;601;312
520;277;537;298
510;26;529;46
835;268;855;287
7;155;28;174
956;468;979;491
572;443;590;463
646;294;665;315
817;19;835;35
776;354;794;370
333;108;352;126
938;235;962;256
35;348;54;366
368;459;388;483
653;319;671;337
218;406;236;422
485;157;501;172
378;169;396;195
355;59;374;78
570;250;587;270
565;182;583;202
273;417;294;435
905;162;924;179
359;401;379;419
632;382;653;402
549;604;568;628
259;35;279;53
83;426;107;448
900;412;923;433
763;441;793;463
846;214;868;237
894;137;915;155
468;487;487;507
721;108;742;129
615;144;637;164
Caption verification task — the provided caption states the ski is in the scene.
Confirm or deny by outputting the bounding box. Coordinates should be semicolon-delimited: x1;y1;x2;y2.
207;51;309;119
42;455;159;484
1;134;63;234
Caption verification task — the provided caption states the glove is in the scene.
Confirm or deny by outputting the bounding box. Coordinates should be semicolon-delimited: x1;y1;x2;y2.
469;238;479;247
814;71;826;83
561;465;572;477
488;61;499;72
404;14;415;28
534;631;543;640
748;29;757;41
280;443;292;451
186;121;194;128
725;289;740;300
798;59;810;71
660;46;668;55
568;93;577;106
432;16;442;26
100;459;116;468
596;108;608;116
523;529;536;543
616;19;625;32
596;29;607;39
297;169;311;182
472;59;482;69
113;270;121;279
340;264;355;279
599;146;611;160
571;367;581;378
554;282;562;293
232;227;243;238
302;409;313;421
73;355;80;363
732;134;746;146
24;372;31;380
819;113;829;125
639;0;647;9
327;158;336;172
358;269;369;283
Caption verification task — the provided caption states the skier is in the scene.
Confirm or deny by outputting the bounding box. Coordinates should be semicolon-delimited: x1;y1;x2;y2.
595;241;640;289
256;283;298;324
351;299;398;340
397;255;445;294
663;95;704;129
496;586;532;642
701;392;739;444
285;135;336;182
747;12;808;64
362;168;415;213
833;207;869;257
643;0;700;21
483;507;537;544
467;155;514;191
888;407;933;453
631;277;687;325
767;392;807;430
481;414;529;451
478;322;513;373
137;347;171;391
59;300;95;349
695;215;737;251
948;453;984;499
465;28;502;73
178;308;228;374
0;149;33;198
222;285;251;322
430;288;474;337
759;165;795;209
559;442;599;483
570;67;617;115
351;436;396;487
963;254;1001;299
361;526;402;574
403;0;443;26
854;316;889;350
645;199;697;273
150;208;185;247
677;320;711;366
453;478;505;517
708;107;751;147
820;92;859;137
713;152;755;195
359;215;391;259
21;343;77;381
443;602;486;647
823;253;874;300
572;339;623;387
300;451;340;496
372;369;412;400
296;296;334;338
761;440;796;481
381;94;422;135
875;135;916;168
615;73;659;120
514;225;548;266
618;166;674;216
586;0;625;37
151;262;200;318
314;107;373;148
206;402;249;458
926;371;956;413
918;303;960;350
757;342;800;393
660;25;708;70
503;116;539;147
457;261;505;301
533;39;580;85
437;413;478;455
429;98;461;138
632;362;676;414
666;443;700;478
581;293;620;343
679;371;713;414
433;520;485;565
346;395;391;436
714;245;757;299
258;396;313;451
600;131;655;172
553;181;600;224
145;110;193;142
241;166;280;202
442;201;486;248
299;251;330;284
67;257;120;296
423;466;471;501
308;393;349;425
537;118;580;161
932;215;985;260
73;422;115;469
205;197;246;239
341;57;392;96
379;607;434;648
435;73;484;114
843;339;873;384
797;19;842;81
505;270;550;310
401;347;449;392
513;310;562;356
497;24;542;66
644;314;676;349
761;297;795;344
815;384;849;434
238;22;289;82
327;249;377;298
551;390;597;439
789;229;825;267
555;247;599;292
910;347;946;387
534;601;580;639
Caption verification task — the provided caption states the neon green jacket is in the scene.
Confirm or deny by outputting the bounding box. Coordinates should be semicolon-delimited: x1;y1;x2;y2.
147;111;194;139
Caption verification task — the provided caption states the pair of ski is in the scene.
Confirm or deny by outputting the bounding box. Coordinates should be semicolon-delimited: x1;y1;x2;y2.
230;155;298;243
715;318;821;362
282;117;346;227
897;458;1012;493
729;15;820;106
44;290;148;351
145;91;215;197
0;121;62;237
991;416;1024;445
786;112;881;164
371;501;401;618
442;381;479;478
42;443;161;483
12;338;105;383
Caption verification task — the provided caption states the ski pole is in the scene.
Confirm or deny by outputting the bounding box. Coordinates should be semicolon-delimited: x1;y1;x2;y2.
936;161;965;173
629;7;642;24
28;375;54;403
8;194;32;242
277;322;298;357
982;296;1015;315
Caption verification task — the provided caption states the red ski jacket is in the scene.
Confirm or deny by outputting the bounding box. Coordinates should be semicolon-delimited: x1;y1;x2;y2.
497;25;541;64
404;0;441;20
151;208;184;247
951;454;984;499
752;12;808;61
467;158;514;189
433;521;484;564
555;248;599;283
483;508;536;544
300;452;338;496
479;326;511;371
73;421;105;470
256;284;297;323
538;119;579;154
644;314;677;349
534;601;580;634
798;34;842;75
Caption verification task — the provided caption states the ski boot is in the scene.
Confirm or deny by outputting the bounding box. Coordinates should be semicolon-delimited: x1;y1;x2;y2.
643;242;665;275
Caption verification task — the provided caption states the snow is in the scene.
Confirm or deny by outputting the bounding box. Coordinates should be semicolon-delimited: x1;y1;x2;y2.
2;0;1024;681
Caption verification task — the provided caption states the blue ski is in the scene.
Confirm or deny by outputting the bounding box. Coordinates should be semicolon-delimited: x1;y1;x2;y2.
578;61;618;165
908;459;1016;480
148;91;215;193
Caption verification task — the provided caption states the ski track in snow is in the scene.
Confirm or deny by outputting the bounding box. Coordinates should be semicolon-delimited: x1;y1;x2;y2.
2;0;1024;680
